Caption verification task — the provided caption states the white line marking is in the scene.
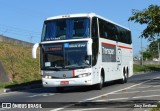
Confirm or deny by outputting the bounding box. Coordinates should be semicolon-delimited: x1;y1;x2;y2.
95;94;160;101
28;94;41;98
85;79;153;101
100;97;129;101
50;104;74;111
50;76;160;111
113;89;160;94
152;85;160;87
28;93;55;98
131;85;160;89
64;108;107;111
43;93;55;97
93;100;106;102
0;93;8;96
131;86;151;89
133;95;160;99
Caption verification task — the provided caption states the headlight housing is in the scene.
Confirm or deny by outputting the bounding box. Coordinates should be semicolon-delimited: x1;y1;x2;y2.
78;73;91;78
44;75;52;79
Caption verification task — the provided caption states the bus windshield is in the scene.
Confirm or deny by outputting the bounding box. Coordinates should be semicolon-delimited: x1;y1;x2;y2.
41;42;91;70
41;18;90;41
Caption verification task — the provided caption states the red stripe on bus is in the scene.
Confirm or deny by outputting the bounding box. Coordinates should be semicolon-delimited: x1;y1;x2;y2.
101;42;132;50
72;70;75;77
102;42;116;47
118;45;132;49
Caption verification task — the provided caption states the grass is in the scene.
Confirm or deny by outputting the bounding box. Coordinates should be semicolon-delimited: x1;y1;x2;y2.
150;104;160;111
133;64;160;73
0;41;40;88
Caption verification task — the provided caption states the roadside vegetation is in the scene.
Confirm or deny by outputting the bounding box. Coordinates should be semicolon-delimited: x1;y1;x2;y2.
129;4;160;110
133;64;160;73
150;104;160;111
0;41;40;88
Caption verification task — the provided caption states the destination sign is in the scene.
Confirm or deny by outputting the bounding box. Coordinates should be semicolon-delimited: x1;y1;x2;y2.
64;42;87;48
43;44;62;51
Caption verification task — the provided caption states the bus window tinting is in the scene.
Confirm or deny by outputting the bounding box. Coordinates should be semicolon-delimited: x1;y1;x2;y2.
98;18;132;44
41;18;90;41
99;19;117;41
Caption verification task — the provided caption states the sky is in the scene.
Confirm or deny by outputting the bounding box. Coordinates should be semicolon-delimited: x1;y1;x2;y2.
0;0;160;56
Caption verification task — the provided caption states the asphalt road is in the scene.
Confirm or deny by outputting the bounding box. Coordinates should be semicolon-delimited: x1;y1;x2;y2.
0;71;160;111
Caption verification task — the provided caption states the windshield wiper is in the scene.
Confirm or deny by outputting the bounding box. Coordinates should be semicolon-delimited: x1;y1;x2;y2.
65;64;79;68
72;37;83;39
44;66;63;71
65;64;90;69
79;64;91;68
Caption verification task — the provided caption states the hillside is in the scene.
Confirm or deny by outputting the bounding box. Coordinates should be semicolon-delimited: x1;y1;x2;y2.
0;41;40;85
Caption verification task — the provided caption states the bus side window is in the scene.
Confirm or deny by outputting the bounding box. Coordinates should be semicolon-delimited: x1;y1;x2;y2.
99;19;117;41
117;26;125;43
99;19;105;38
117;26;132;44
109;23;117;41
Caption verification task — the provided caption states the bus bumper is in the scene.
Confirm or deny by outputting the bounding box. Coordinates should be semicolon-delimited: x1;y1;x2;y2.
42;76;93;87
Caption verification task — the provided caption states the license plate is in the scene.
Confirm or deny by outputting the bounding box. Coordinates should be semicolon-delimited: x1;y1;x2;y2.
60;81;69;85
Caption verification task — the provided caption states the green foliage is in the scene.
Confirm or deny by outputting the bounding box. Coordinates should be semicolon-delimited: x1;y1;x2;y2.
142;38;160;59
143;51;152;60
151;104;160;111
148;39;160;58
151;108;160;111
128;4;160;41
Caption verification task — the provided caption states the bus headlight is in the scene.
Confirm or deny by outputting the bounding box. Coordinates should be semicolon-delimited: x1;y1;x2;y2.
44;75;52;79
78;73;91;78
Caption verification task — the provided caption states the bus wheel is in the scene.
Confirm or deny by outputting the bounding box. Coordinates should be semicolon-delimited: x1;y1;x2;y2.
56;87;64;92
120;68;128;84
124;68;129;83
123;72;128;83
95;74;104;90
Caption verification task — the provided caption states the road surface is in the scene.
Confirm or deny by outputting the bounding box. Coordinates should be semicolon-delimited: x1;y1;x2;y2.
0;71;160;111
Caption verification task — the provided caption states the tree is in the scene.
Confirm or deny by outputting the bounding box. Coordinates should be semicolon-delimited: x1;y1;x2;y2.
128;4;160;41
141;38;160;60
143;51;152;60
148;38;160;58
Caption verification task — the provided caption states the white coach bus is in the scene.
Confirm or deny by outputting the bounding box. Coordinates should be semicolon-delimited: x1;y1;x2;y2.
32;13;133;91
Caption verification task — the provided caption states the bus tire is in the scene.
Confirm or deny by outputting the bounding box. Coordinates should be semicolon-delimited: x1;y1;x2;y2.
56;87;64;92
120;67;128;84
95;71;104;90
125;67;129;83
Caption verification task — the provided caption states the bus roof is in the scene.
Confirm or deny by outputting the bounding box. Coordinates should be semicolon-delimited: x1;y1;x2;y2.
46;13;130;31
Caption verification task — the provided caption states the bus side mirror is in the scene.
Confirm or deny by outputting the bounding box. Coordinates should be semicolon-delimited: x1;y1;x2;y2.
87;39;92;55
32;43;39;59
